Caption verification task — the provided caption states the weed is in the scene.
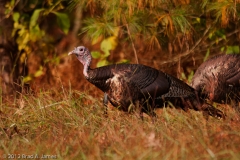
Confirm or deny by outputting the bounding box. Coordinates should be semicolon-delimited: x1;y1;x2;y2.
0;88;239;159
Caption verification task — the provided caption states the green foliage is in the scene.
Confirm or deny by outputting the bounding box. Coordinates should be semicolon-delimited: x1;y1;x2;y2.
29;9;44;29
180;70;194;84
69;0;240;57
76;0;196;49
4;0;240;85
81;17;116;41
208;29;226;41
52;11;70;34
204;49;210;62
23;66;44;83
91;36;118;67
207;0;237;27
91;51;101;59
4;0;16;17
91;33;129;67
187;70;194;83
100;36;118;57
224;45;240;54
12;12;19;22
171;8;191;33
5;0;70;82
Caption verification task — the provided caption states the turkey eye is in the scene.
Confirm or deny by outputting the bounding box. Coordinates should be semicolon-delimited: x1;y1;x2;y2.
80;48;83;51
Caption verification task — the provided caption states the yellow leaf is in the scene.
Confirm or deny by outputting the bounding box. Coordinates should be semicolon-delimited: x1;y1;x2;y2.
107;36;118;50
112;27;120;37
100;36;118;57
34;66;44;77
23;76;32;83
196;18;201;23
20;53;26;64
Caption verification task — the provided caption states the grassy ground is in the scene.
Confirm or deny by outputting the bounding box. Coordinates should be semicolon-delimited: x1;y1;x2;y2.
0;88;240;160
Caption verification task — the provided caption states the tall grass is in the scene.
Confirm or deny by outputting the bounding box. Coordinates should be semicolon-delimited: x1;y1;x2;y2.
0;88;240;160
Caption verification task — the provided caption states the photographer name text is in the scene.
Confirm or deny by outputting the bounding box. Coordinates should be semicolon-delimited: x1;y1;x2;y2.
5;154;57;159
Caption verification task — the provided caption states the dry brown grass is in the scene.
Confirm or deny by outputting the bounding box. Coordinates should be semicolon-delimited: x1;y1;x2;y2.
0;87;240;160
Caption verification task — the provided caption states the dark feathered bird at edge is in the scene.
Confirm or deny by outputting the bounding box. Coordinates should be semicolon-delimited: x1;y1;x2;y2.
68;46;224;120
191;54;240;111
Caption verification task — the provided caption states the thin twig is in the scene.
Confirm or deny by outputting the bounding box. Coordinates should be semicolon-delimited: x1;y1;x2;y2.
161;26;240;66
160;25;212;65
72;5;83;36
0;0;20;23
209;28;240;46
124;16;139;64
39;101;66;109
187;28;240;55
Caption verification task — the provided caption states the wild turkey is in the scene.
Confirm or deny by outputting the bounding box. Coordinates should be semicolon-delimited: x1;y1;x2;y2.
68;46;224;119
191;54;240;107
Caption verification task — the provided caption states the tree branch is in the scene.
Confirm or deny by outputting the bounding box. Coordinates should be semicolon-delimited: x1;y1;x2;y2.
160;25;212;65
124;16;139;64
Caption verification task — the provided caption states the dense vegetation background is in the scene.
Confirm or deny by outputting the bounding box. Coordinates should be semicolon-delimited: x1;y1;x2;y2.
0;0;240;159
0;0;240;94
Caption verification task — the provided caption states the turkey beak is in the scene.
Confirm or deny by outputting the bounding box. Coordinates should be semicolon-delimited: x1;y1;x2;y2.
68;48;76;55
68;51;73;55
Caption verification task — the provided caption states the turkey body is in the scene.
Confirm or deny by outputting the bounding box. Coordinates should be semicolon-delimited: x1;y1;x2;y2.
191;54;240;104
86;63;216;116
86;64;169;112
68;46;224;119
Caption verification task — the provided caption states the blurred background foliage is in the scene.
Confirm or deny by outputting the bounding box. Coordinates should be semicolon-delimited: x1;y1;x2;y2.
0;0;240;95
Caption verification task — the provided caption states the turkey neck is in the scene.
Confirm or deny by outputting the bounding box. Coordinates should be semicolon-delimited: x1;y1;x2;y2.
84;64;137;92
85;66;113;92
